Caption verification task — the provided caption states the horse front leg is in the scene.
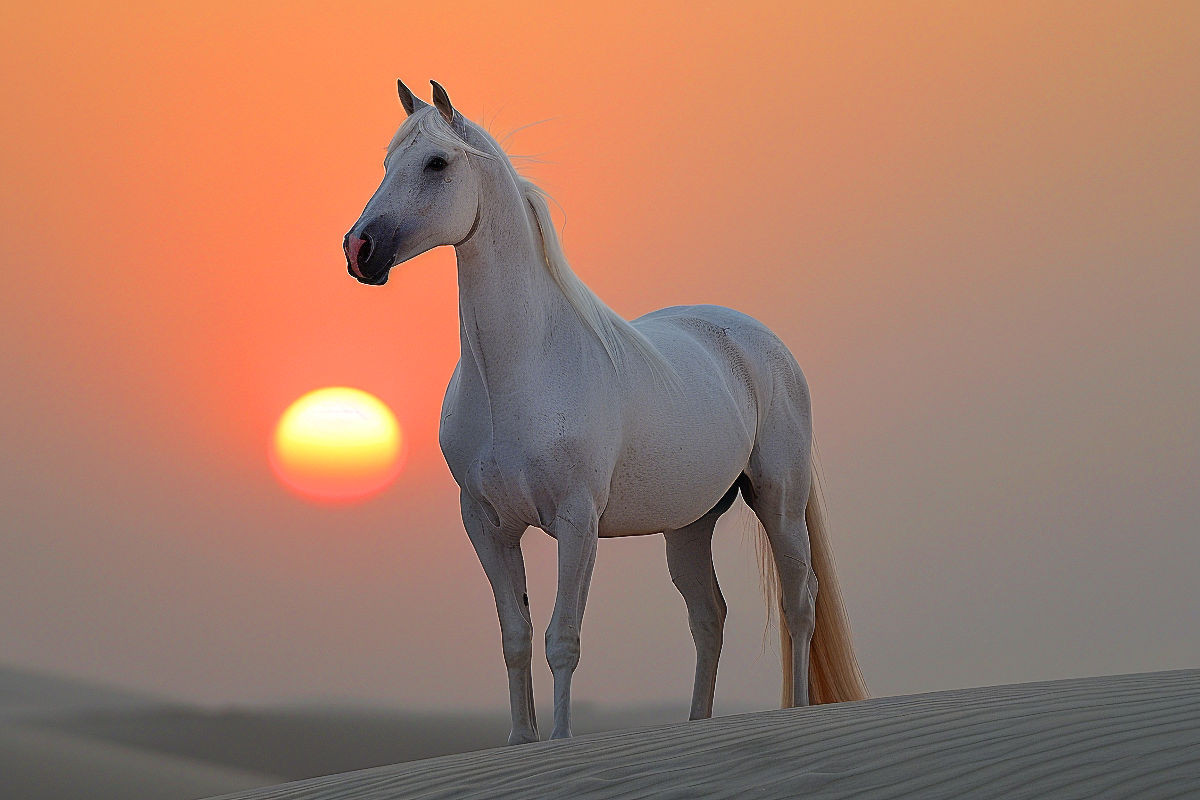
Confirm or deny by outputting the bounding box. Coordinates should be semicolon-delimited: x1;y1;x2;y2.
460;492;538;744
545;497;600;740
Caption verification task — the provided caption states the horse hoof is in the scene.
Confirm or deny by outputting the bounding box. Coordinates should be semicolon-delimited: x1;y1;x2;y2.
508;730;540;745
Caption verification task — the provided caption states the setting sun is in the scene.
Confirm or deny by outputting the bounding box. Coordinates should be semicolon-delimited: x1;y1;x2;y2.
271;387;403;503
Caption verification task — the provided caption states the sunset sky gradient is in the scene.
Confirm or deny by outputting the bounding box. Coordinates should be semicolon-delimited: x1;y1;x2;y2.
2;2;1197;713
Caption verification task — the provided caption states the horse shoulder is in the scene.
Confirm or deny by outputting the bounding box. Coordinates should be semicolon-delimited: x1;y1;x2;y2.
439;361;490;489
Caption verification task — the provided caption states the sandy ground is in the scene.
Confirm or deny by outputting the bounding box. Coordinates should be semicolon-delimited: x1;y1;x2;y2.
205;670;1200;800
0;664;681;799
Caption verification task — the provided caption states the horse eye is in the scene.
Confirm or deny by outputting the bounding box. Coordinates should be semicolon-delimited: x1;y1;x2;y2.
426;156;448;172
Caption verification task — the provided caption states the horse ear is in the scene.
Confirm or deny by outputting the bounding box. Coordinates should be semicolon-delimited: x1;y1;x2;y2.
430;80;457;125
397;79;428;116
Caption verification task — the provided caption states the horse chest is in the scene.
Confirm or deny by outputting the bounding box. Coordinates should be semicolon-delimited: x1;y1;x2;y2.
442;389;607;528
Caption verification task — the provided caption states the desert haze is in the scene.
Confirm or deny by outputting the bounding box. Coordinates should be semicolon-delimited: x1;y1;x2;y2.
1;0;1197;798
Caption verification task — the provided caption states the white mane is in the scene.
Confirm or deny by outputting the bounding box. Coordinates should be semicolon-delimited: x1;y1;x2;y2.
518;178;677;384
395;107;677;383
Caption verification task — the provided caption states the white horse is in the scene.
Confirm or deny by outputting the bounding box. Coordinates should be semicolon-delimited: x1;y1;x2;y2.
345;80;869;743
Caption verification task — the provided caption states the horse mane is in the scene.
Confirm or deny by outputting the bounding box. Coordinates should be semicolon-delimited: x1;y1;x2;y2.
391;107;677;384
519;178;678;383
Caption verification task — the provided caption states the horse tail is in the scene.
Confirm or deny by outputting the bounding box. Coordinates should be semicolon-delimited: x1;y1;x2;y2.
759;447;869;706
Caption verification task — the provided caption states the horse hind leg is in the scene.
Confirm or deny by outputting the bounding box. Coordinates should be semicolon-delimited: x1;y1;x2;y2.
742;448;817;707
664;486;736;720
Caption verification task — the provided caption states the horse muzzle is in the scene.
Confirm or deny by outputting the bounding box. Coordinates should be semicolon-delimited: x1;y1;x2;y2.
344;230;392;285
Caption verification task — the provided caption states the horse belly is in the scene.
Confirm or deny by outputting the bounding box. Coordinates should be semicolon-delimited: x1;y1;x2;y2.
597;308;772;536
599;394;754;537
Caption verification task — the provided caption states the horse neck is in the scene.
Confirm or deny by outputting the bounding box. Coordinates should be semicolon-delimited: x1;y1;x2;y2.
452;171;586;389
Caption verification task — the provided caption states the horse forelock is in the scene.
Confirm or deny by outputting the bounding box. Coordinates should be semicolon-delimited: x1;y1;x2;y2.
385;108;496;165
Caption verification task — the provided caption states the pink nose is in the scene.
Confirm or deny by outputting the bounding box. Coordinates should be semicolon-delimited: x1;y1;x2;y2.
344;233;371;279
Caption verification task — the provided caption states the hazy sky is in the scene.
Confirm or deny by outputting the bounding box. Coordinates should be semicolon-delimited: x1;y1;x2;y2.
2;1;1197;715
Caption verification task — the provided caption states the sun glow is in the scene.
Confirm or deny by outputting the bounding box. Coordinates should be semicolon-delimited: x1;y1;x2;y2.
271;387;402;503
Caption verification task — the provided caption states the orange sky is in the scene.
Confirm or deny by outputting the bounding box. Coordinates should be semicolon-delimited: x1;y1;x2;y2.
2;2;1197;711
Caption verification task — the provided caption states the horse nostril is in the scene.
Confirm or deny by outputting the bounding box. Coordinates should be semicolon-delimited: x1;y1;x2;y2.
358;234;374;265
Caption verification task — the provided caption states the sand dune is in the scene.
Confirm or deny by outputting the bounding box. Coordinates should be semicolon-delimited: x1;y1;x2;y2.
208;670;1200;800
32;703;684;780
31;706;513;781
0;664;167;720
0;723;279;800
1;665;282;800
0;663;685;799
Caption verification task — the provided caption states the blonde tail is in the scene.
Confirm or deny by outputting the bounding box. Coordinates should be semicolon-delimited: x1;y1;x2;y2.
762;449;869;706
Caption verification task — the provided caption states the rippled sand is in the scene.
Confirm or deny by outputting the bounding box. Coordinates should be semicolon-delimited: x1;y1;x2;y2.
208;670;1200;800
